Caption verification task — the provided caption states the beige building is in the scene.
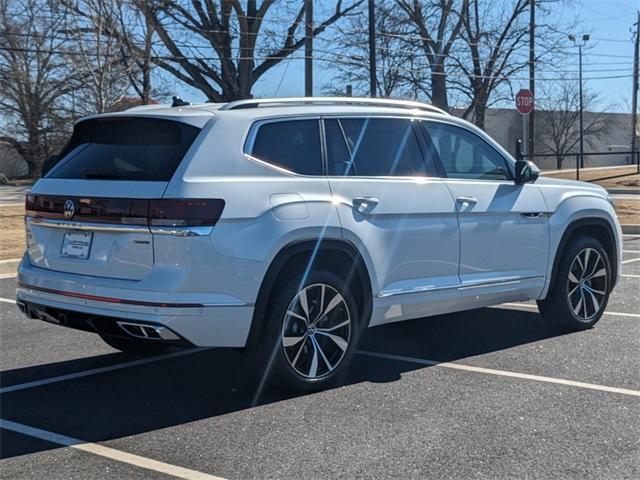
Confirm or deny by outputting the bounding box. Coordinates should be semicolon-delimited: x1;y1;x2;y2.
461;108;636;171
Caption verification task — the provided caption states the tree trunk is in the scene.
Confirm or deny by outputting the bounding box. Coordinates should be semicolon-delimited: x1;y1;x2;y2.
430;64;449;111
473;94;488;130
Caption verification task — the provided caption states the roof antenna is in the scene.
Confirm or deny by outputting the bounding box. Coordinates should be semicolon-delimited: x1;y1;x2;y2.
171;96;191;107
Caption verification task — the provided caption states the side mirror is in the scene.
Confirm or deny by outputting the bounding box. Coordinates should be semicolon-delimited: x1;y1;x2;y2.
515;160;539;185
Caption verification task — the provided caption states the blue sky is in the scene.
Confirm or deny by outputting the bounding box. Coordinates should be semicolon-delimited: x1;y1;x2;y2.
171;0;639;113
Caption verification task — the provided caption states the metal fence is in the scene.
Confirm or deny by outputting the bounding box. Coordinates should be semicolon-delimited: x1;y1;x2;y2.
518;149;640;181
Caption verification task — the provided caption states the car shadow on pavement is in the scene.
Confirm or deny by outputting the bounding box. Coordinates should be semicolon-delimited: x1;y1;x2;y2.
0;306;567;460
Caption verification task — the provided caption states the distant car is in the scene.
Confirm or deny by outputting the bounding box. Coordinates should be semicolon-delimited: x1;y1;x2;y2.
17;97;622;392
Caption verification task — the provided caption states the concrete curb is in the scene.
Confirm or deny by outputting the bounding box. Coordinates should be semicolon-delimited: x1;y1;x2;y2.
622;224;640;235
608;189;640;195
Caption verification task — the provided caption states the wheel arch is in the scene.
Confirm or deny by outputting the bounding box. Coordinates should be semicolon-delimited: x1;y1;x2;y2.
546;217;619;297
245;238;374;348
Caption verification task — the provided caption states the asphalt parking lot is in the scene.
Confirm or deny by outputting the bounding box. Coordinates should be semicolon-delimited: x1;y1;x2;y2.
1;236;639;480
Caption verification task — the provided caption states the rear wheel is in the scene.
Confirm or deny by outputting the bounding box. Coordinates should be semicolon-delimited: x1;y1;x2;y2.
99;333;170;356
537;236;611;331
250;269;360;392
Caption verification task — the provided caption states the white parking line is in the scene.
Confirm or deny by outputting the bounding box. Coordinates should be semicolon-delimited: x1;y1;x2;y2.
0;419;225;480
623;250;640;254
501;303;640;318
621;257;640;265
622;273;640;278
0;349;207;394
0;273;17;279
0;297;16;304
357;350;640;397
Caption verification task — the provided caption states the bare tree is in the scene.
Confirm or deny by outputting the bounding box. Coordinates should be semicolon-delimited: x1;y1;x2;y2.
323;1;417;98
394;0;468;111
453;0;580;129
452;0;528;128
61;0;133;114
133;0;363;102
0;0;76;176
59;0;161;107
537;81;610;169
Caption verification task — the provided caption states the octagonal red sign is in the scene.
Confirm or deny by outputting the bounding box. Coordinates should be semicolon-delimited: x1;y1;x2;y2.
516;89;534;115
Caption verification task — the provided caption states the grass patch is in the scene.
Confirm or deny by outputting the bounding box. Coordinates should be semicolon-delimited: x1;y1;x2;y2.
542;165;640;190
0;205;25;260
614;199;640;226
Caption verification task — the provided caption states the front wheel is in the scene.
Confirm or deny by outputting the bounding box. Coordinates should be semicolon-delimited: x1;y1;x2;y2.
250;269;360;393
537;236;612;331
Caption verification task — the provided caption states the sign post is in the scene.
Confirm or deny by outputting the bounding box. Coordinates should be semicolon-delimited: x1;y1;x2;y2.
516;89;534;157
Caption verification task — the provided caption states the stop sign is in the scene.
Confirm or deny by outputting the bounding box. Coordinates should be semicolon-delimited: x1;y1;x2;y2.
516;89;534;115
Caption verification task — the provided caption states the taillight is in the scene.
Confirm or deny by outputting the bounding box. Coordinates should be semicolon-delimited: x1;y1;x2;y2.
148;199;225;227
25;195;225;227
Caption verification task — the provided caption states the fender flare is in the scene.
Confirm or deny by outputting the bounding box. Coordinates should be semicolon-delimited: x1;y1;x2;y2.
245;238;373;348
548;217;619;294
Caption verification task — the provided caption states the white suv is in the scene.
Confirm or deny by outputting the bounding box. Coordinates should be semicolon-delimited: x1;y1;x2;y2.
17;97;622;391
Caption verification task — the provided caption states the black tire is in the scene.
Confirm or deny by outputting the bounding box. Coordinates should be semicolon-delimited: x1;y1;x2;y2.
250;269;361;393
99;333;170;356
537;235;612;331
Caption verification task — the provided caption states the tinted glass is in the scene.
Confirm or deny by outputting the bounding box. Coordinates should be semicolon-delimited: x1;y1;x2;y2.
333;118;429;177
325;119;352;176
49;118;201;181
250;120;322;175
424;122;512;180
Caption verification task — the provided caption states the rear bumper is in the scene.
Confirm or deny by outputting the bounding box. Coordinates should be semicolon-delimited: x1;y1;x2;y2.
16;299;194;346
16;257;255;347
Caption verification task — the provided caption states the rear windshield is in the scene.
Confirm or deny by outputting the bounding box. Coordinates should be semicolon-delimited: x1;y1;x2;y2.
48;117;201;181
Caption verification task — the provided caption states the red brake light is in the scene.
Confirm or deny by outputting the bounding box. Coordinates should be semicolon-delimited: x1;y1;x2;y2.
148;199;225;227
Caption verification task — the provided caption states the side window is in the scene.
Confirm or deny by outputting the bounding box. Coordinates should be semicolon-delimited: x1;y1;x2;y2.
326;117;435;177
325;119;352;175
424;122;512;181
249;119;322;175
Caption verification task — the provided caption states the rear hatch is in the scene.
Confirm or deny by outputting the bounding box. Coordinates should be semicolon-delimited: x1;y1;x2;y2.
25;116;203;281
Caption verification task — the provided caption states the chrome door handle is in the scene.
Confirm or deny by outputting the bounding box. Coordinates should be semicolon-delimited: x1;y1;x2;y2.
352;197;379;214
455;196;478;206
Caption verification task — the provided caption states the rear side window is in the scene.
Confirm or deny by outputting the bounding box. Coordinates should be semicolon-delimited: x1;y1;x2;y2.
249;119;322;175
48;117;201;181
326;118;434;177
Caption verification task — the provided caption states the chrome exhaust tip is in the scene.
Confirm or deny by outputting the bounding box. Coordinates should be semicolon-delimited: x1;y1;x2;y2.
116;321;180;341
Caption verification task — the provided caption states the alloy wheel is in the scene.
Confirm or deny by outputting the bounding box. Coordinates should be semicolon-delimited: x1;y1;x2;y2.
566;248;608;321
281;283;351;379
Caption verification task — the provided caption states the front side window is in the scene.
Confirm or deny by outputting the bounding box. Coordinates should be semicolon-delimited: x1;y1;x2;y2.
249;119;322;175
325;117;435;177
424;122;512;181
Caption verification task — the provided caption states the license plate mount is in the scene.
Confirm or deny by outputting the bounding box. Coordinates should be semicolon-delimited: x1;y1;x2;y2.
60;231;93;260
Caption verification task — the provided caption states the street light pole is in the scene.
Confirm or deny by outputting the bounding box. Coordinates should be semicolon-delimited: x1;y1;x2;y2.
579;42;584;169
569;34;590;173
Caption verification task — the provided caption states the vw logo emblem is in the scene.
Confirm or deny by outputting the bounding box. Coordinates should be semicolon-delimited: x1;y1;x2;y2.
63;200;76;219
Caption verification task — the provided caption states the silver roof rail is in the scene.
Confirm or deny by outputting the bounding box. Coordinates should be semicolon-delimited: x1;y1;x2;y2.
218;97;448;115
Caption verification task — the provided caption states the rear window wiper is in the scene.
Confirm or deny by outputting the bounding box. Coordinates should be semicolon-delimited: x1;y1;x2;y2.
83;172;132;180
